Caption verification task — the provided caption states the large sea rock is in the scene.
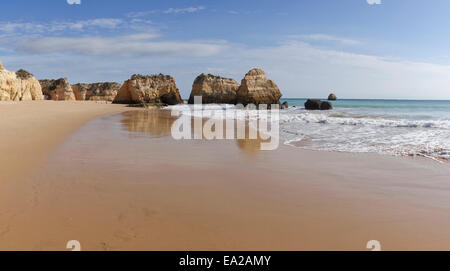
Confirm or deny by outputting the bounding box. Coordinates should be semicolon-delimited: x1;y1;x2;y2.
113;74;183;105
236;69;282;106
72;82;121;102
304;99;333;110
39;78;76;101
188;73;240;104
0;61;43;101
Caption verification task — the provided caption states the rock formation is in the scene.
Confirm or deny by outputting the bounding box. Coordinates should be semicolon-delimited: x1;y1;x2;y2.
236;69;282;106
320;101;333;110
188;73;240;104
328;93;337;101
281;101;289;109
113;74;183;105
39;78;76;101
0;61;43;101
72;82;121;101
304;99;333;110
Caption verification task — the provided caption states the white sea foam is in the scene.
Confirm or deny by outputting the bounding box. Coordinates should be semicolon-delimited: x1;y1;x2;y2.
166;104;450;161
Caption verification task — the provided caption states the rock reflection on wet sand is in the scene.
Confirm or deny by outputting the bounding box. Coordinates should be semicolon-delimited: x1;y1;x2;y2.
120;109;177;138
120;109;268;154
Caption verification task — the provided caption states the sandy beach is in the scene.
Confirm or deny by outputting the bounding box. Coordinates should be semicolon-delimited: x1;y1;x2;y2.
1;103;450;250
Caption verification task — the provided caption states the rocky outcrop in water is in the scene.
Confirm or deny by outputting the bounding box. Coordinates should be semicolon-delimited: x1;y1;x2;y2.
0;61;43;101
188;73;240;104
113;74;183;105
72;82;121;101
328;93;337;101
39;78;76;101
304;99;333;110
236;69;282;106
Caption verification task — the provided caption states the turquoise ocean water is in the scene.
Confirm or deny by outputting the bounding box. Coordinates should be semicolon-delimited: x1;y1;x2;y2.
279;98;450;161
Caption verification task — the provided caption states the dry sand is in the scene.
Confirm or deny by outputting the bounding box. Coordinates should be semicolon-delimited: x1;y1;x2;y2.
1;104;450;250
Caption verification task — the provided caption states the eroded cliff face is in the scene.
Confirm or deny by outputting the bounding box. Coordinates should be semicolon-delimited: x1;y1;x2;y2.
236;69;282;106
72;82;121;102
113;74;183;105
39;78;76;101
188;73;240;104
0;61;43;101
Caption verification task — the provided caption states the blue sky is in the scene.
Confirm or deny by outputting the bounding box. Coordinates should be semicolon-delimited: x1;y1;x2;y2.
1;0;450;99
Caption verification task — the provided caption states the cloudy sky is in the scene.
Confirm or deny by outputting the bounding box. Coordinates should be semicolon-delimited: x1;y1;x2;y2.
1;0;450;99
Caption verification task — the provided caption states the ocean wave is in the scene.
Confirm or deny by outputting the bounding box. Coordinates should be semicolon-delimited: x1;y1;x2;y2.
166;104;450;161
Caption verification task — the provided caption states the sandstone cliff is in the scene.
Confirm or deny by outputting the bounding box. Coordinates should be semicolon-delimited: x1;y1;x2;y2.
113;74;183;105
72;82;121;101
0;61;43;101
39;78;76;101
236;69;282;106
188;73;240;104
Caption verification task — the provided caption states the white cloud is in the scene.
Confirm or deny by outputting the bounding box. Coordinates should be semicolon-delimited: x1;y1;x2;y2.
127;6;206;17
67;0;81;5
367;0;381;5
126;10;158;18
0;22;47;33
14;34;227;57
0;18;150;34
289;34;361;45
164;6;205;14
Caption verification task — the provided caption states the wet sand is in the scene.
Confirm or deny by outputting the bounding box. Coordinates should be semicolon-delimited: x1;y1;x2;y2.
1;106;450;250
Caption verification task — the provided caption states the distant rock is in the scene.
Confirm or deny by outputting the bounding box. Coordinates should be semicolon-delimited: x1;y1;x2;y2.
113;74;183;105
236;69;282;106
0;61;43;101
72;82;121;102
281;101;289;109
304;99;333;110
328;93;337;101
39;78;76;101
188;73;240;104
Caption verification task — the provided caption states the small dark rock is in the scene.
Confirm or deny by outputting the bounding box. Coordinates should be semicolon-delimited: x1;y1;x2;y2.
281;101;289;109
328;93;337;100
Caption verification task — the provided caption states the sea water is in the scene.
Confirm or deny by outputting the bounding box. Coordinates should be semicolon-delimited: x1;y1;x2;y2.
167;99;450;161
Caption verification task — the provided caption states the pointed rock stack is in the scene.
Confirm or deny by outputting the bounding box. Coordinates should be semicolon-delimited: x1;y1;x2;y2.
236;69;282;106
